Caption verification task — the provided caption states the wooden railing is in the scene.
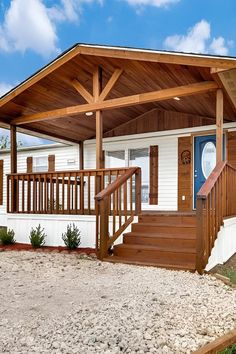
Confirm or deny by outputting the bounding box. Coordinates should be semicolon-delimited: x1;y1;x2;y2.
196;161;236;273
7;168;132;215
95;167;141;259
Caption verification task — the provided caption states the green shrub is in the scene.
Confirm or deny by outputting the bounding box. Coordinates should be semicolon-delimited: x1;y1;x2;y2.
62;223;81;250
29;224;46;248
219;343;236;354
0;228;15;245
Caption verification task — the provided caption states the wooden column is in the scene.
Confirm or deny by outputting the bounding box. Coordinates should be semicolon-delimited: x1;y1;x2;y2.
94;67;103;169
216;89;224;164
10;125;17;212
10;125;17;173
79;141;84;170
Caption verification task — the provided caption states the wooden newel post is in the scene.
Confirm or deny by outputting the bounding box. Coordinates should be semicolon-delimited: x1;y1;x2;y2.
196;197;206;274
98;197;109;260
10;125;17;212
135;168;142;215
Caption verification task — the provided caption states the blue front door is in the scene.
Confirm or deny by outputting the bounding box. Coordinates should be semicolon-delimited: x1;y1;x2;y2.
194;135;217;208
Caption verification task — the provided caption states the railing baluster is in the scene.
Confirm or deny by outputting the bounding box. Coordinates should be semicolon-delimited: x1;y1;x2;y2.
80;172;84;214
67;173;71;213
88;172;91;214
62;173;65;213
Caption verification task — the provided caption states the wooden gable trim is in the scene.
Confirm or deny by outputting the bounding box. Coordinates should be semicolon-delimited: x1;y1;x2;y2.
149;146;158;205
12;81;218;126
79;46;236;69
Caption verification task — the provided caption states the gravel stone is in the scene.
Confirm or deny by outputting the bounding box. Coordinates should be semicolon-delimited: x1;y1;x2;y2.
0;251;235;354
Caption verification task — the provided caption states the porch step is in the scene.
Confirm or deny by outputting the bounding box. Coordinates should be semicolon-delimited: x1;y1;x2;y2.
112;244;196;269
104;256;196;271
131;222;196;235
104;211;197;272
114;244;196;264
123;232;196;248
139;213;196;226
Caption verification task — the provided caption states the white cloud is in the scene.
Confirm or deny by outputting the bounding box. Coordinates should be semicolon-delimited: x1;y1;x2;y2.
0;0;59;57
124;0;180;7
0;82;14;97
164;20;233;56
0;0;103;58
209;37;229;56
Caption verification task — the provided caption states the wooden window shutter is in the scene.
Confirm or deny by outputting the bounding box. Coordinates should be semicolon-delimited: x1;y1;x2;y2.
26;157;33;173
0;160;3;205
149;145;158;205
48;155;55;172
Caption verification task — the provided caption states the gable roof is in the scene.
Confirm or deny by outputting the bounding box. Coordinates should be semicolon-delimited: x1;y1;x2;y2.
0;43;236;143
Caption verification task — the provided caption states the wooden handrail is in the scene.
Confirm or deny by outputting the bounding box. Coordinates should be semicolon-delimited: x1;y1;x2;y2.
95;167;138;201
196;161;236;273
197;161;226;199
95;167;141;260
6;167;132;177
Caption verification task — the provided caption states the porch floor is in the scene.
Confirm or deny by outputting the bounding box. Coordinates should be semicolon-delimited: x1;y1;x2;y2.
106;211;197;271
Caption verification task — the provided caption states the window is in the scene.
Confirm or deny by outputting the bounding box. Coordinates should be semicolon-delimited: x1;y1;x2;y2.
129;148;149;203
34;156;48;172
105;150;126;168
201;142;216;179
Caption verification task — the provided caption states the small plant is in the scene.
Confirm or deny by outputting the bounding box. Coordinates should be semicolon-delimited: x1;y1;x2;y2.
0;228;15;245
219;343;236;354
62;223;81;250
29;224;46;248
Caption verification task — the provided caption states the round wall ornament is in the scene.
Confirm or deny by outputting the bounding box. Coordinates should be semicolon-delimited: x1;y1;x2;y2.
181;150;191;165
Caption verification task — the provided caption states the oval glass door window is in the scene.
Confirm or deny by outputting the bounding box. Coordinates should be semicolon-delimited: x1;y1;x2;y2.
201;142;216;179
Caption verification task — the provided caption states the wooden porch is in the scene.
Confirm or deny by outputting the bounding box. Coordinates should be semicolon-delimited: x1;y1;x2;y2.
1;44;236;272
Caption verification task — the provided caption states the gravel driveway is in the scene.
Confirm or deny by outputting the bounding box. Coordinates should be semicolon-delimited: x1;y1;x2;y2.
0;251;235;354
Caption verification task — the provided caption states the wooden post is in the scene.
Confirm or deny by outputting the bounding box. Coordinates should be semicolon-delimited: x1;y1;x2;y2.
93;67;103;169
10;125;17;174
10;125;17;212
79;141;84;170
216;89;224;164
196;197;205;274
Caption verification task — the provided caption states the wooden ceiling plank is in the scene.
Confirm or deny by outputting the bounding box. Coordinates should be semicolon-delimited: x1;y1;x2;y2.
12;81;219;125
99;68;123;101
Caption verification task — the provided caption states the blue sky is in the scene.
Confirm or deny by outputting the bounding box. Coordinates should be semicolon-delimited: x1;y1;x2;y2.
0;0;236;145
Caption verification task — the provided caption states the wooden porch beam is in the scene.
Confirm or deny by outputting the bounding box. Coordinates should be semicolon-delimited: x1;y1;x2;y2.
216;89;224;163
71;78;93;103
12;81;219;126
99;68;123;101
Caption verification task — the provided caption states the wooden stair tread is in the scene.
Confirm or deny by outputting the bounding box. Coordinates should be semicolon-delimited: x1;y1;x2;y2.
124;232;196;239
139;211;196;216
104;256;196;271
114;243;196;254
132;222;195;228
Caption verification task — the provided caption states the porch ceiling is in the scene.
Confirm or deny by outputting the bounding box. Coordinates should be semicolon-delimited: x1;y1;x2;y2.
0;44;236;143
